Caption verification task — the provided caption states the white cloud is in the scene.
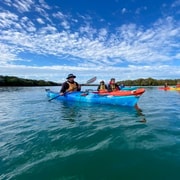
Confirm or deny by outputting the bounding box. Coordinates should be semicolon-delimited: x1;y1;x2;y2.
53;11;67;19
13;0;34;13
0;11;18;28
39;0;51;10
0;44;18;65
61;20;70;29
36;18;45;24
3;0;11;6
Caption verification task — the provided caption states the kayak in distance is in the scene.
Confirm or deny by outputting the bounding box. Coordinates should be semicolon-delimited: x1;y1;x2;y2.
46;88;145;107
169;87;180;91
158;87;180;91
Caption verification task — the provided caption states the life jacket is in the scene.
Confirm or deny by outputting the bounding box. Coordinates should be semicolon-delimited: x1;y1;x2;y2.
66;81;78;92
110;84;116;91
99;84;108;92
109;82;119;91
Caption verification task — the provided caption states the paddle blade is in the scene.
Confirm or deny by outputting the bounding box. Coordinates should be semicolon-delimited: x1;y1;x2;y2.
86;76;97;84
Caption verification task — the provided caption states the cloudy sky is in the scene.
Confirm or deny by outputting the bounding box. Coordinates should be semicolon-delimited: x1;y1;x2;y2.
0;0;180;84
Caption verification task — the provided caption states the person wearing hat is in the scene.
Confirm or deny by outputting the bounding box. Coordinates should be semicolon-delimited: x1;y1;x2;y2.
97;80;108;92
107;78;120;92
176;81;180;88
60;74;81;95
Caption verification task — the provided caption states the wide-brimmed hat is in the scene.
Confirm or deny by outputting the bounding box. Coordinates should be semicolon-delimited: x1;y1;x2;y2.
66;73;76;79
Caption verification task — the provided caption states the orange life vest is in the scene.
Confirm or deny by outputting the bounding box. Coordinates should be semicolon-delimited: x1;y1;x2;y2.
109;84;119;91
66;82;78;92
99;84;108;92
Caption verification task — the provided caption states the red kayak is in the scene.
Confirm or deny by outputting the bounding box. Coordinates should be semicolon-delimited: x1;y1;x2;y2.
95;88;145;96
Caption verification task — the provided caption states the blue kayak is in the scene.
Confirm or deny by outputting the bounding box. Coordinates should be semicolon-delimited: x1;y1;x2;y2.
46;89;145;107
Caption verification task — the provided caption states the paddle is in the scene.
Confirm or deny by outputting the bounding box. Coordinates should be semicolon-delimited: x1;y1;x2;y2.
48;94;61;101
86;76;97;84
48;76;97;101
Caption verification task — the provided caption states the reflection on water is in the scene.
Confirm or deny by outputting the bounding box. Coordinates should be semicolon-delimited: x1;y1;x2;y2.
59;100;147;124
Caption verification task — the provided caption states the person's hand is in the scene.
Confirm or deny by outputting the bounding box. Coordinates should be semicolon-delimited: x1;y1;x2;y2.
60;92;64;96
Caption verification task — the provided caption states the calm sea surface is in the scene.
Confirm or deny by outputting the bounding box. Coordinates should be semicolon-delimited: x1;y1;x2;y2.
0;86;180;180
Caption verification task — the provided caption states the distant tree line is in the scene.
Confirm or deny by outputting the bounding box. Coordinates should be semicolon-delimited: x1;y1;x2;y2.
117;77;180;86
0;75;60;86
0;75;179;87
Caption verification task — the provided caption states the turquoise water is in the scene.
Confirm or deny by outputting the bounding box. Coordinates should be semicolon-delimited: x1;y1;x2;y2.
0;86;180;180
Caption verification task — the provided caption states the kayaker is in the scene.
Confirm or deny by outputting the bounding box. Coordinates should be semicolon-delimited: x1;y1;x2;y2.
97;81;108;92
120;83;125;89
108;78;120;92
60;74;81;95
164;82;168;88
176;82;180;88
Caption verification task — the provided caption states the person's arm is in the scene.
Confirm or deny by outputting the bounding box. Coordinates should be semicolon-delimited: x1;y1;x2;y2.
60;82;69;95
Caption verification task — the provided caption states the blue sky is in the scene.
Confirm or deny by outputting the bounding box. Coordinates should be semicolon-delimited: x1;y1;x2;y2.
0;0;180;84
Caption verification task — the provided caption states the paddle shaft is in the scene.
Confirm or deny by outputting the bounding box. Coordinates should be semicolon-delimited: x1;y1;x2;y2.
48;95;61;101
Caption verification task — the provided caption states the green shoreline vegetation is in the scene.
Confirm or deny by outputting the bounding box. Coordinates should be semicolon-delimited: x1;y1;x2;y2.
0;75;59;86
0;75;179;87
